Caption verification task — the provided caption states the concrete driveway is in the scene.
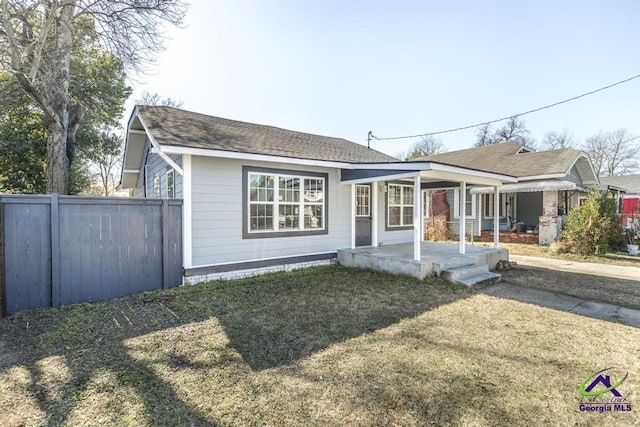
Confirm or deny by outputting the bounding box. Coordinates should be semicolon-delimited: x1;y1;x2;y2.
481;282;640;328
481;254;640;327
510;254;640;281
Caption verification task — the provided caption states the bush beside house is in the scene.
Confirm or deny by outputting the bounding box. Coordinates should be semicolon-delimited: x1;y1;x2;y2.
562;190;624;255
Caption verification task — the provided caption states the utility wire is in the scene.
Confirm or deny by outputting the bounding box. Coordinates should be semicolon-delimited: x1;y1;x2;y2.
370;73;640;141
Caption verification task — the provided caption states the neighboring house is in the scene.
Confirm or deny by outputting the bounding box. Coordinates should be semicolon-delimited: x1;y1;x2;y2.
599;174;640;227
413;142;599;245
121;106;516;283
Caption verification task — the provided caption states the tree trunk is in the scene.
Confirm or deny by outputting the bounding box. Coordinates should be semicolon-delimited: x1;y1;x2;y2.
46;121;69;194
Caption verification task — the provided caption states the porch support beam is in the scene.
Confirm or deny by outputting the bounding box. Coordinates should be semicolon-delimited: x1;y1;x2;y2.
183;154;193;269
493;185;500;248
413;175;421;261
372;181;379;247
460;181;466;254
351;184;356;249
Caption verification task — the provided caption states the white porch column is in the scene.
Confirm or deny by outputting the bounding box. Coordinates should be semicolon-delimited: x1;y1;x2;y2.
421;191;427;242
459;181;466;254
493;186;500;248
413;175;421;261
182;154;193;269
351;184;356;249
371;181;379;247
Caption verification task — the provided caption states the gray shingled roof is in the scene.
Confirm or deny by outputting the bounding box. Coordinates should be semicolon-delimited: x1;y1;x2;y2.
599;174;640;193
411;141;583;178
136;105;398;163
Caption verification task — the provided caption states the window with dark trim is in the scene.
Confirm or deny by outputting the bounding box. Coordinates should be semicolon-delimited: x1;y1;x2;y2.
243;167;328;238
387;183;414;227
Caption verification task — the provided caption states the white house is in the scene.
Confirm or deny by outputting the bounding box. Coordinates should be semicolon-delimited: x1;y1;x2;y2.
121;106;516;283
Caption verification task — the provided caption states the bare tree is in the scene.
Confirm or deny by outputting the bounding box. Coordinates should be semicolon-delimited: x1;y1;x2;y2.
136;91;184;108
583;131;608;177
405;135;447;160
542;128;574;149
495;116;535;147
583;129;639;176
475;123;493;146
603;129;639;176
0;0;187;194
474;116;535;147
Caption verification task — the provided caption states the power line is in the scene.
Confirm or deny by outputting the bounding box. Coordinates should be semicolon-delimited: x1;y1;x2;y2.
369;73;640;142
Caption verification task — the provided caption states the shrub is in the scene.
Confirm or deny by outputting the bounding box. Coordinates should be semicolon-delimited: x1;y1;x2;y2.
425;216;450;241
549;240;572;254
562;190;624;255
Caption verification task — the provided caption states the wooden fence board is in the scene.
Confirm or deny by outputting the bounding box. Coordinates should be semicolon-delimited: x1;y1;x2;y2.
0;195;183;314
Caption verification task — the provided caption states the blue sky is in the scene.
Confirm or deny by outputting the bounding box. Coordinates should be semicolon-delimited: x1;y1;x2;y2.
130;0;640;157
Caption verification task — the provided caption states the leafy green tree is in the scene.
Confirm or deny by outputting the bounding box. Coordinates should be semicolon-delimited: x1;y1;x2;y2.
0;0;186;194
0;41;131;194
562;190;624;255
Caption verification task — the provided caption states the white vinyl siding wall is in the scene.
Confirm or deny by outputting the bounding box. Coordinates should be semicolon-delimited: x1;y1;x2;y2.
190;156;351;267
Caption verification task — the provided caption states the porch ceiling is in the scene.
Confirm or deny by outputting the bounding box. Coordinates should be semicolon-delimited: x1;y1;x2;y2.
341;161;517;187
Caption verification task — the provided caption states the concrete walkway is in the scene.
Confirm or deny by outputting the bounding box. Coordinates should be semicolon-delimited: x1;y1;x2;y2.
510;254;640;281
481;282;640;328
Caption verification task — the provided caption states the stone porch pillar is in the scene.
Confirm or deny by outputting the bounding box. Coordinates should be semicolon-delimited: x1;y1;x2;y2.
539;190;560;245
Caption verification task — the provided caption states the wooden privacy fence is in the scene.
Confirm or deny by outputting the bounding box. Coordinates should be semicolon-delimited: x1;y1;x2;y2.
0;194;183;316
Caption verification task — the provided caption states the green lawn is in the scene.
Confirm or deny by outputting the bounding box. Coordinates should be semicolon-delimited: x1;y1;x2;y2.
1;266;639;426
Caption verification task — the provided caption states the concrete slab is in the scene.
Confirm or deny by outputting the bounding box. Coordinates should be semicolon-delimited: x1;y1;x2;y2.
481;283;640;328
337;242;508;280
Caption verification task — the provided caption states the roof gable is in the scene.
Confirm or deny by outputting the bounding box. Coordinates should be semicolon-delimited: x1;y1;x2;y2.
133;106;398;164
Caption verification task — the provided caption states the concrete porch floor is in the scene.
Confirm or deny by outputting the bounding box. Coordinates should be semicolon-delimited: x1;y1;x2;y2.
337;242;509;281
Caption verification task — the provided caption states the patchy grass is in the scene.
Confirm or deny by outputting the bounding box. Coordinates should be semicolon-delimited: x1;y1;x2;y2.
1;265;640;426
478;242;640;267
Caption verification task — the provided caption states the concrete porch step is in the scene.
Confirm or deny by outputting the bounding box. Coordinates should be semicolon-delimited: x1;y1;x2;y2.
441;264;501;287
454;271;502;287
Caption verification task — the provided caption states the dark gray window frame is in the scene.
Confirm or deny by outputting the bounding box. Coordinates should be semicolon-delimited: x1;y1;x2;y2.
242;166;329;239
385;181;415;231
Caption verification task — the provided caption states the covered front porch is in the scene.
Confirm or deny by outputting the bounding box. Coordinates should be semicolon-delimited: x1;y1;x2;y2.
338;242;508;282
338;161;516;284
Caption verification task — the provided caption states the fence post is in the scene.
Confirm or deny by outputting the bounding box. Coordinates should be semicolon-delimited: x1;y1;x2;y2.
161;199;170;289
0;201;4;318
50;193;61;308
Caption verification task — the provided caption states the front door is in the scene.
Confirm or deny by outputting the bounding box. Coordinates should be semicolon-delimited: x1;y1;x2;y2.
355;184;372;246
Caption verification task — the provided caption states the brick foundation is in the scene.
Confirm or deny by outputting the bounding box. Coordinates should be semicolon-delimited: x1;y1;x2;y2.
476;231;539;244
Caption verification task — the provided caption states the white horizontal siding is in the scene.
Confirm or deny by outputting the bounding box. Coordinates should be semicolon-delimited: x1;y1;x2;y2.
190;157;351;267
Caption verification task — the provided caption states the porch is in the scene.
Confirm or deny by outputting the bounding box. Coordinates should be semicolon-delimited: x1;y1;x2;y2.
337;242;508;283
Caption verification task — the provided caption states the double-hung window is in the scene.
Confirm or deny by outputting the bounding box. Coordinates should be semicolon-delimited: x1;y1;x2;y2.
244;167;327;238
483;193;509;218
166;170;175;199
453;189;476;218
387;183;414;228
